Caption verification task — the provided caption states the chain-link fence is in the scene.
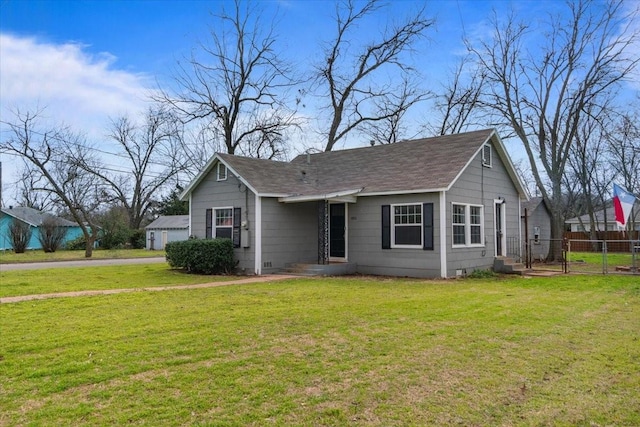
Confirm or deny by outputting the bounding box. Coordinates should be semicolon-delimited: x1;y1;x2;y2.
525;238;639;275
565;239;639;275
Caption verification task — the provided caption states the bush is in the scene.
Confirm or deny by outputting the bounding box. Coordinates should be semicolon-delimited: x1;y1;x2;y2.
65;235;87;250
37;217;68;253
468;269;498;279
8;219;32;253
165;238;236;275
129;229;146;249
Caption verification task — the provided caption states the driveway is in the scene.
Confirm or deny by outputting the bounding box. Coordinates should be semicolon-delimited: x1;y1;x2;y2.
0;257;167;271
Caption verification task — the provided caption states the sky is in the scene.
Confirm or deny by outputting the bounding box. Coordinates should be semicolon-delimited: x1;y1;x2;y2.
0;0;637;206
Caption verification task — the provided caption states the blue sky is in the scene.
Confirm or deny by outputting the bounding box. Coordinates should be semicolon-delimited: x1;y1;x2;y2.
0;0;637;204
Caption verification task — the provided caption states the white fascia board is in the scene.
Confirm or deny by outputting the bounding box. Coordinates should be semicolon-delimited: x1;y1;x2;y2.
488;131;529;200
360;188;448;197
278;188;363;203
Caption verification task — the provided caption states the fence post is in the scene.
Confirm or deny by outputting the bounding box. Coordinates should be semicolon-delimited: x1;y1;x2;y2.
564;239;569;274
602;240;607;275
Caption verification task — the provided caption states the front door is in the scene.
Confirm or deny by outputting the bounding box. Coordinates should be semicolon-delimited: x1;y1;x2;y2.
495;201;506;256
329;203;347;260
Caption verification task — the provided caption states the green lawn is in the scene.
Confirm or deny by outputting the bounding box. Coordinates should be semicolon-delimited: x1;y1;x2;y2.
1;274;639;426
0;248;163;264
0;264;232;298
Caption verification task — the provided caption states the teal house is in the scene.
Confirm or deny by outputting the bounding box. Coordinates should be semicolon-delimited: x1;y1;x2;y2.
0;206;85;251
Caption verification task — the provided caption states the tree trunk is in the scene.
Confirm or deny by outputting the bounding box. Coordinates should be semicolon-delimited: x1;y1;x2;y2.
84;237;95;258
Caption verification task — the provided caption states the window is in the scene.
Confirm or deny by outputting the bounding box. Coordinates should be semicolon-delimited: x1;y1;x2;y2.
482;145;492;167
217;163;227;181
392;203;422;247
382;203;433;250
215;208;233;239
452;203;484;247
206;207;242;247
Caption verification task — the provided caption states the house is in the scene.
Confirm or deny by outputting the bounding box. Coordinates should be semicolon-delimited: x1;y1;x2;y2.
180;129;528;278
0;206;85;251
521;197;552;261
145;215;190;250
565;202;640;232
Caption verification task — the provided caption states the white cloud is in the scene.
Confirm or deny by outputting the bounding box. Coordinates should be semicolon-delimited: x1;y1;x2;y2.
0;33;153;131
0;33;156;205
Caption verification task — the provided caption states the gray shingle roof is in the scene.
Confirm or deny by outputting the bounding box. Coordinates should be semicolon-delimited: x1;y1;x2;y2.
182;128;526;201
219;129;496;197
146;215;190;230
0;206;77;227
521;197;547;215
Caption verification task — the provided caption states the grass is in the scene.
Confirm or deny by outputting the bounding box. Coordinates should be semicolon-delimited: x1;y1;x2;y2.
0;264;232;298
565;251;638;274
1;273;638;426
0;249;163;264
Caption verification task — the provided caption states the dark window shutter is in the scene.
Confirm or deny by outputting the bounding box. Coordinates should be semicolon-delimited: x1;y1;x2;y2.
205;209;213;239
232;207;241;248
423;203;434;250
382;205;391;249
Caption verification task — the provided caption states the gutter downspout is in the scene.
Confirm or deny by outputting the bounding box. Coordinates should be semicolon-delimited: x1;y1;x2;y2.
440;191;447;278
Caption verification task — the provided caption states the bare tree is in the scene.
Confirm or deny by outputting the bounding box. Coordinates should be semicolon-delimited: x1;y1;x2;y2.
606;112;640;229
37;216;68;253
156;0;299;159
14;162;56;212
7;218;32;253
565;110;614;240
425;57;486;136
466;0;639;259
362;79;428;144
73;107;186;230
0;108;104;257
316;0;433;151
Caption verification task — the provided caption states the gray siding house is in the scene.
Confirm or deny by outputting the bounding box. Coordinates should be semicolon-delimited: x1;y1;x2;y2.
180;129;528;278
145;215;190;250
521;197;552;261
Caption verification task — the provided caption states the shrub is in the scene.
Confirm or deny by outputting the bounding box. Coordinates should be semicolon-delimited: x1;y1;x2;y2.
65;235;87;250
37;217;68;253
468;269;498;279
165;238;236;275
8;219;32;253
129;229;146;249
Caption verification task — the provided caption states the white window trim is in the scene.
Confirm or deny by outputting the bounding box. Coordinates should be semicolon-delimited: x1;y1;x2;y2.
452;203;485;248
214;206;234;238
391;202;423;249
217;163;228;181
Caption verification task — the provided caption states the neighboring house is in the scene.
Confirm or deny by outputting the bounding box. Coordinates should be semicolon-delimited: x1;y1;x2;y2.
0;206;85;251
521;197;552;261
145;215;190;250
180;129;528;278
565;202;640;232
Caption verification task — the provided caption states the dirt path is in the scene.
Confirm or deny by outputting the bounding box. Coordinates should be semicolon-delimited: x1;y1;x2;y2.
0;274;300;304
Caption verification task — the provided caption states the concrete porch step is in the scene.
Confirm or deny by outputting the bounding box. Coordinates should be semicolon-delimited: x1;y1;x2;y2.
283;262;357;276
494;256;526;275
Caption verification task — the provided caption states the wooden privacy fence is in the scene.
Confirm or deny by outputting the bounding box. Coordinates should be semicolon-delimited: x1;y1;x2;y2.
564;231;640;252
